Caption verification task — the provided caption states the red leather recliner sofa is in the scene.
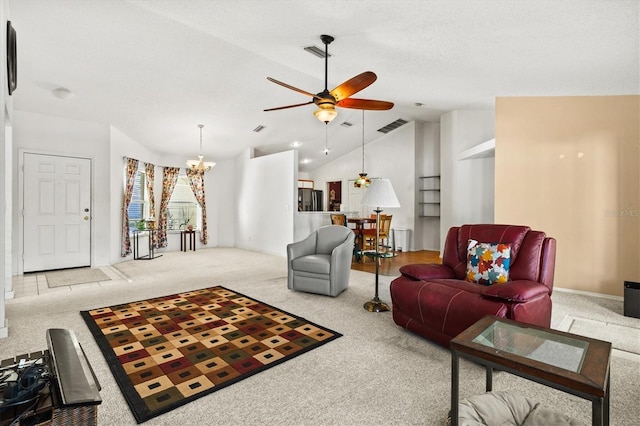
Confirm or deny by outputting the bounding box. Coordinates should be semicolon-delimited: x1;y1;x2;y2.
390;224;556;347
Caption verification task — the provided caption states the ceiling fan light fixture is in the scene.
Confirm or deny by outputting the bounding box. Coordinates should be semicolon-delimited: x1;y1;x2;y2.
187;125;216;172
314;105;338;123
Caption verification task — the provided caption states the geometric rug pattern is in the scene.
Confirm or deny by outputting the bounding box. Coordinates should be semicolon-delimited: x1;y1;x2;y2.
81;286;342;423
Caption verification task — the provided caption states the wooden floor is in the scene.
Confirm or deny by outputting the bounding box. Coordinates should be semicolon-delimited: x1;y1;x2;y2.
350;250;441;276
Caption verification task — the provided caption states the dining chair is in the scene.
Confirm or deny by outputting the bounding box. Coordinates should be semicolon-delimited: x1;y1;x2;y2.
330;213;347;226
363;214;392;252
334;213;365;261
363;214;393;265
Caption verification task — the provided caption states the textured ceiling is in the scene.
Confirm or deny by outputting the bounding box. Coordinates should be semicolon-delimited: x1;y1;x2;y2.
9;0;639;172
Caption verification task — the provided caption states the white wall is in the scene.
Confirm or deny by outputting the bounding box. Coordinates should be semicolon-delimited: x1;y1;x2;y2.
209;159;236;248
0;0;11;337
234;148;295;256
309;121;442;251
440;110;495;252
13;111;112;272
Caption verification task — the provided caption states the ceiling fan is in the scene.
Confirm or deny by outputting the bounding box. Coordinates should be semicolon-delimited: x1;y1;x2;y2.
264;34;394;123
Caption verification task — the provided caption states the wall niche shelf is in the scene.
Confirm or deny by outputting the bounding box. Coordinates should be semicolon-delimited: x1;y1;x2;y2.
419;175;440;218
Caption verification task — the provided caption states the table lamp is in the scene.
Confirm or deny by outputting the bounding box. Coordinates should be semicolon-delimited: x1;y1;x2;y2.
360;178;401;312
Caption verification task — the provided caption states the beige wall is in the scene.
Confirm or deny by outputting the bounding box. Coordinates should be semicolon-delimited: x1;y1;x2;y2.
495;96;639;297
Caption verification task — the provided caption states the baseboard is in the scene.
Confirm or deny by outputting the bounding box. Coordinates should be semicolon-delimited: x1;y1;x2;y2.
0;318;8;339
5;289;15;300
554;286;623;301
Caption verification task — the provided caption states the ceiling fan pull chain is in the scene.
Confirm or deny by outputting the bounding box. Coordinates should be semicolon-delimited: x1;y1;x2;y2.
323;123;330;155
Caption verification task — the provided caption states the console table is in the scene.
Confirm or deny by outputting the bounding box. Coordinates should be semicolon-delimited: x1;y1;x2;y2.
132;230;162;260
450;315;611;426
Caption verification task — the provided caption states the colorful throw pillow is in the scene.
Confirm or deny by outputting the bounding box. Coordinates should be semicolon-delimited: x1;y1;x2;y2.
465;239;511;285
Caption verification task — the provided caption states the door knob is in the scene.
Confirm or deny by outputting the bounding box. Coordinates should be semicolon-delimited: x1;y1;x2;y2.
84;216;89;221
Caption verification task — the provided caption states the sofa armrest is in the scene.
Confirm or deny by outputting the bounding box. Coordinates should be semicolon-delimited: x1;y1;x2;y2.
399;264;455;281
481;281;551;303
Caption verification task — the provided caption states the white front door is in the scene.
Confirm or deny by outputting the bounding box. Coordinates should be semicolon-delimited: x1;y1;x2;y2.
23;153;91;272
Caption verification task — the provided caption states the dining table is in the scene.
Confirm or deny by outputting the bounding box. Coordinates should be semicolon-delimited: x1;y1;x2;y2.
347;217;377;262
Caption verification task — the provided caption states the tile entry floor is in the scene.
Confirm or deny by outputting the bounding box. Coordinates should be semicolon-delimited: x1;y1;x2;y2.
9;266;130;299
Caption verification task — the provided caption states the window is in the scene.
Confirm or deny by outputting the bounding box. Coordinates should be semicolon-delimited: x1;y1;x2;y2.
128;169;149;231
167;173;199;230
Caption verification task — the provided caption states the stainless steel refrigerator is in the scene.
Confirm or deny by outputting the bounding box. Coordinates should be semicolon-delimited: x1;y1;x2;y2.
298;189;323;211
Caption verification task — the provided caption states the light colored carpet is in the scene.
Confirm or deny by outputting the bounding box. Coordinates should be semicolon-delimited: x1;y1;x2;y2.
558;315;640;356
45;267;111;288
4;248;640;426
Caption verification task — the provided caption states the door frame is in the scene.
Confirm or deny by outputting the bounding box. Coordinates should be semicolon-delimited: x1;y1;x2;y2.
17;149;93;275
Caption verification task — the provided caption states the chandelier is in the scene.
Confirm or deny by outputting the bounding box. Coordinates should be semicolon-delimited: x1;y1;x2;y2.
186;124;216;172
354;110;370;188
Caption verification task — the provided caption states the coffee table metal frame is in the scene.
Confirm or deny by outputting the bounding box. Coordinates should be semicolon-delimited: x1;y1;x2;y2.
450;315;611;426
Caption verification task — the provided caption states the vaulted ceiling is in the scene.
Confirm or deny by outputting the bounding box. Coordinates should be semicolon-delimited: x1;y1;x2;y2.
9;0;639;172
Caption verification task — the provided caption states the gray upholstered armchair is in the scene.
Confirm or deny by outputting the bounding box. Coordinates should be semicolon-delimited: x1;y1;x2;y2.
287;225;355;297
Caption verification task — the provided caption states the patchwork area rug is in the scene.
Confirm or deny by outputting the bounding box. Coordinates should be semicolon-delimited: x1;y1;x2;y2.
46;267;111;288
80;286;342;423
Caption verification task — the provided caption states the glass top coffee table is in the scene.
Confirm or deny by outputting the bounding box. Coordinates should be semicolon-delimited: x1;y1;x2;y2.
450;315;612;426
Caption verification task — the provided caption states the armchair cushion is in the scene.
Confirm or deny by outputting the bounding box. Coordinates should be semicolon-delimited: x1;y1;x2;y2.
291;254;331;275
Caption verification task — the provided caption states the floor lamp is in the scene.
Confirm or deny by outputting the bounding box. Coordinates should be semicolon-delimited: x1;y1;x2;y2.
360;178;401;312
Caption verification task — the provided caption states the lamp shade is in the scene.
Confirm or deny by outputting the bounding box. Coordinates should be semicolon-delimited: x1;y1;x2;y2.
361;178;401;209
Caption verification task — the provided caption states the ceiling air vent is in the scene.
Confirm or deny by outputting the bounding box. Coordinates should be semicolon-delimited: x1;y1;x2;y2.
253;125;266;133
377;118;408;134
303;45;331;59
340;121;353;127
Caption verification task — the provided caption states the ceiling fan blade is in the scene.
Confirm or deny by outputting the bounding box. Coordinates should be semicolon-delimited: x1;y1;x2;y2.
337;98;394;110
264;100;314;112
330;71;377;102
267;77;316;98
